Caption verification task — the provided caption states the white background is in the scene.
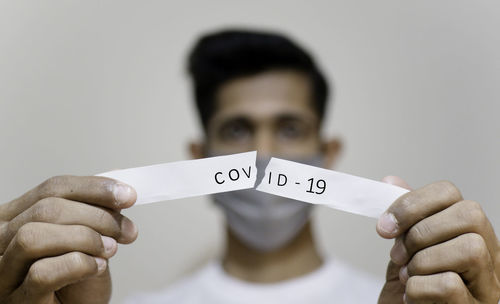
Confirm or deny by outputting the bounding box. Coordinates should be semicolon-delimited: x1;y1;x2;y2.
1;1;499;303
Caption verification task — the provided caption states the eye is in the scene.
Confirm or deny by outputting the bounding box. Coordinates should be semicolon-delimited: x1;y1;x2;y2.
277;120;307;140
219;120;252;142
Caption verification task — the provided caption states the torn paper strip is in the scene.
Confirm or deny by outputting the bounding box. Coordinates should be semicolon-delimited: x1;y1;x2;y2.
98;151;257;205
255;157;409;218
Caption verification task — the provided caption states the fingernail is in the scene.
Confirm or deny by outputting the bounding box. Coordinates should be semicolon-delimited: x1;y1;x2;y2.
390;239;408;265
399;265;409;284
113;183;134;207
378;212;398;235
101;235;117;257
95;257;107;275
120;218;138;243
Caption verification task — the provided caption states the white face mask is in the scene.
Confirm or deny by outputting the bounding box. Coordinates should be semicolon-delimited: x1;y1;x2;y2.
212;156;322;252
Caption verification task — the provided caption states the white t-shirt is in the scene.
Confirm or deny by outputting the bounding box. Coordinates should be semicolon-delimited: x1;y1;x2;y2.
124;258;384;304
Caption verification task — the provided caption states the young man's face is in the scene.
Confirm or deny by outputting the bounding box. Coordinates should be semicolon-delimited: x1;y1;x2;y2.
189;69;341;252
197;70;334;160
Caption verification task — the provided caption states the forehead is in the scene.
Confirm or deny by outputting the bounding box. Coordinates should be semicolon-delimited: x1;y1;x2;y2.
211;70;317;122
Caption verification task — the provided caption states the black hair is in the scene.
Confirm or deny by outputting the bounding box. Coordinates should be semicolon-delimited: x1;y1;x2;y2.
187;29;330;128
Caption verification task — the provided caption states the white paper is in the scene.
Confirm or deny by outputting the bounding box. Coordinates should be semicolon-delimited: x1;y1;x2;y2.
97;152;409;217
98;151;257;205
256;157;409;218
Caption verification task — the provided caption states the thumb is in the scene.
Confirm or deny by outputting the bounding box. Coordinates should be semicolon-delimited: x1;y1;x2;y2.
376;176;412;238
377;176;410;304
382;175;412;191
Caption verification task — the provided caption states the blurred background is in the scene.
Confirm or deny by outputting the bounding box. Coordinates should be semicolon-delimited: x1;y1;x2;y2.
1;1;499;303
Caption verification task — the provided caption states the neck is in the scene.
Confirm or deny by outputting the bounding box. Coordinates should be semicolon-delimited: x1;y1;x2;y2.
222;221;323;283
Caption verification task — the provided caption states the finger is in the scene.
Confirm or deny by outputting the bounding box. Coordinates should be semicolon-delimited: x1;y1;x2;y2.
382;176;413;191
9;252;106;303
405;233;500;302
378;261;406;304
405;272;473;304
0;222;116;296
0;197;137;252
0;176;136;221
391;200;500;266
377;180;463;239
55;267;111;304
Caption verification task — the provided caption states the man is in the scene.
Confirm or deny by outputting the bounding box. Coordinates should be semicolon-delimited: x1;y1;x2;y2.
0;29;498;304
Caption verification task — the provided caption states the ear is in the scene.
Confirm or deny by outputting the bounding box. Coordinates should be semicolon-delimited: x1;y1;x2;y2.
321;137;342;169
188;140;206;160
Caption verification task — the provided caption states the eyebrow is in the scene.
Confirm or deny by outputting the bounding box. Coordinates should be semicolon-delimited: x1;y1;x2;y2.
217;111;316;123
214;116;253;133
275;113;313;122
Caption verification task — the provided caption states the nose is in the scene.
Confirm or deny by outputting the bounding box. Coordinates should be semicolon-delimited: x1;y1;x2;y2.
253;128;275;158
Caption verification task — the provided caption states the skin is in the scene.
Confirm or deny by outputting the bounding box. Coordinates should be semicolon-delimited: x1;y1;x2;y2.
0;177;138;303
377;177;500;303
1;69;498;303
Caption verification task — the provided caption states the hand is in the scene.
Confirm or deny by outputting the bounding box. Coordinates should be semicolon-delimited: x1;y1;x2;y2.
377;176;500;304
0;176;138;304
